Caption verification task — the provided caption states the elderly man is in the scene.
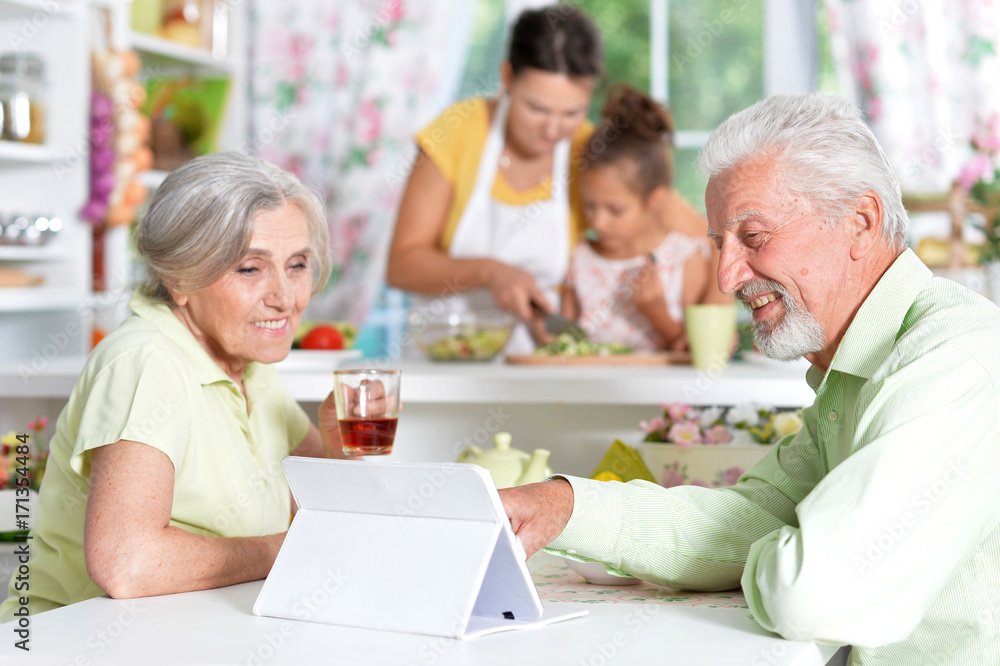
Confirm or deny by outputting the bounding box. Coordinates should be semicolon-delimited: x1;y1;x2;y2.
500;93;1000;665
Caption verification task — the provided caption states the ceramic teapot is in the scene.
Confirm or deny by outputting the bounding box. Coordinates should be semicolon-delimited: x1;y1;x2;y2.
457;432;552;488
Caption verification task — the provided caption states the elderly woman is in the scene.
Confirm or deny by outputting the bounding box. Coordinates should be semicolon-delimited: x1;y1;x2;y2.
0;153;347;618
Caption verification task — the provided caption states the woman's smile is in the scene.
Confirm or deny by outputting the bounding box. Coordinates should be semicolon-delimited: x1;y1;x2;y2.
251;317;290;335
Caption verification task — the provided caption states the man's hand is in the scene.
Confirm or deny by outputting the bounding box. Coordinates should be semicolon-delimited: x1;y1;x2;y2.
498;479;574;559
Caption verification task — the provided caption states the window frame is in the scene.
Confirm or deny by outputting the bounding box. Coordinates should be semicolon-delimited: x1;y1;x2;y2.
651;0;818;151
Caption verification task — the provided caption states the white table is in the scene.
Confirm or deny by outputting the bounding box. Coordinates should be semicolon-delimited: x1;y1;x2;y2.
0;554;842;665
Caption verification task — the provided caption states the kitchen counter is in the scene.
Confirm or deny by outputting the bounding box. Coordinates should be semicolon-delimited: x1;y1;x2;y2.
0;553;843;665
0;353;815;477
1;353;814;405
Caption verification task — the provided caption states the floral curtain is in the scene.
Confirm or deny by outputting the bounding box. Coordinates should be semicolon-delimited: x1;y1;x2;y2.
249;0;465;324
824;0;1000;193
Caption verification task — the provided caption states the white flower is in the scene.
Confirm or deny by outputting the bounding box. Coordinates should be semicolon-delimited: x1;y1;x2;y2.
699;406;725;428
726;403;761;427
773;411;804;438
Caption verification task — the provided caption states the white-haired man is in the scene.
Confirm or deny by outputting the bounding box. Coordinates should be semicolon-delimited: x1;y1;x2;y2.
501;93;1000;665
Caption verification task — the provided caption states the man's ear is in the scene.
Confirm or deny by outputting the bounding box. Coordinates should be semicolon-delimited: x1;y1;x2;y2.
848;190;884;260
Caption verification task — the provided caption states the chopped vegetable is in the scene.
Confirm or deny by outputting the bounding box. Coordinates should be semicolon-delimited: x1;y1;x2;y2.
425;327;511;361
534;334;633;357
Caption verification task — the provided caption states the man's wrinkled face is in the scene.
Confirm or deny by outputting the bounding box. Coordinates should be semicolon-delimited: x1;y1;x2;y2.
705;158;854;361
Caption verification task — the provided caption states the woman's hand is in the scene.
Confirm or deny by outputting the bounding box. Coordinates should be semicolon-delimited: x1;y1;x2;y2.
486;260;551;322
317;392;344;458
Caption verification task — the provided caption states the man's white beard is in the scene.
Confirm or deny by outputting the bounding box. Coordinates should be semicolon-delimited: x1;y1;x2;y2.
737;279;825;361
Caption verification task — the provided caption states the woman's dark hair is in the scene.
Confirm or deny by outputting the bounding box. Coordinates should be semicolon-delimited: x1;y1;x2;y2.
508;5;603;78
584;83;675;197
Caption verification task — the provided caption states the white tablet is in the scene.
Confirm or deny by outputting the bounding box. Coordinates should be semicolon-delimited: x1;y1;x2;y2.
253;458;585;639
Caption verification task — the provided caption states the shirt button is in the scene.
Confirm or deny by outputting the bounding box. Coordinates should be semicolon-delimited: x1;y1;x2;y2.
828;411;838;421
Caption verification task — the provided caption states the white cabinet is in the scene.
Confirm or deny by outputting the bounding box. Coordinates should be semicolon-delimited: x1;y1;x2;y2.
92;4;247;330
0;0;246;365
0;0;90;364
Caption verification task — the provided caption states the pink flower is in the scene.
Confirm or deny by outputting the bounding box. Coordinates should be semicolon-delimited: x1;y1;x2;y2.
972;115;1000;152
639;416;667;435
358;98;382;145
660;465;685;488
689;479;710;487
335;63;349;87
662;403;691;421
385;0;405;23
29;417;47;432
958;153;994;191
721;466;745;487
667;421;702;449
702;424;732;445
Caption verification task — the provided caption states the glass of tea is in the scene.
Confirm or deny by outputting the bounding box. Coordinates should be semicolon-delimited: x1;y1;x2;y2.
333;369;401;455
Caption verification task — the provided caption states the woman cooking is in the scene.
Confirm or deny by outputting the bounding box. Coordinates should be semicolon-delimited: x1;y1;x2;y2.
386;5;603;352
0;153;353;618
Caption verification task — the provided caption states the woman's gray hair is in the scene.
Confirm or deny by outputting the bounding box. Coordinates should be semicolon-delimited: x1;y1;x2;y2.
698;93;908;251
136;152;331;303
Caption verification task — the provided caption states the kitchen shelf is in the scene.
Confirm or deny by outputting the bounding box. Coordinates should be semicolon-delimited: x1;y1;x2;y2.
0;245;74;261
0;287;84;312
0;0;82;18
130;32;234;74
0;141;57;166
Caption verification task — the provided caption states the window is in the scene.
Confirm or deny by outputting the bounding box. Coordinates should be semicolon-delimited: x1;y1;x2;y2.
455;0;836;211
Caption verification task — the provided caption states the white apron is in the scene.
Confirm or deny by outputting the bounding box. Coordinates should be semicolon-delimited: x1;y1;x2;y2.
411;95;572;355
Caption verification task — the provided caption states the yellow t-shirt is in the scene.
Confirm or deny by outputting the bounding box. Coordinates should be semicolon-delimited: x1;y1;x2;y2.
0;291;311;618
416;97;593;251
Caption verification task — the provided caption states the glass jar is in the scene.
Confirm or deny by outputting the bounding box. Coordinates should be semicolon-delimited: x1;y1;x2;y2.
0;53;47;144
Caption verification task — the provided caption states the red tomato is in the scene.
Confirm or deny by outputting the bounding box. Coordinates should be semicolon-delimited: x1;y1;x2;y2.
300;324;344;350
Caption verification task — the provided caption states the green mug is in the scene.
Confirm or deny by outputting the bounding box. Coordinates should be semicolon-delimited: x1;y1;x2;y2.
684;303;737;370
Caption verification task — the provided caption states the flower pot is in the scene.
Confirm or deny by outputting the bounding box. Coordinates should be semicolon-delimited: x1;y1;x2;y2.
640;442;772;489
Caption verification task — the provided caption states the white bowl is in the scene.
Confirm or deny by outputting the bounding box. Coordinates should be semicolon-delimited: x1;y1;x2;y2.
563;557;641;586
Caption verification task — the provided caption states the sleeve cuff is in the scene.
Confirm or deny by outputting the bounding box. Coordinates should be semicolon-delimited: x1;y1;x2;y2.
546;475;623;559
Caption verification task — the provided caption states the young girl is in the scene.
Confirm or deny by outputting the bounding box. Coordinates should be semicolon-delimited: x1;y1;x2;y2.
561;84;730;351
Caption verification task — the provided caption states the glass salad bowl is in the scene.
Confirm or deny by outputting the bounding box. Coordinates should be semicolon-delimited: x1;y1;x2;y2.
410;311;515;362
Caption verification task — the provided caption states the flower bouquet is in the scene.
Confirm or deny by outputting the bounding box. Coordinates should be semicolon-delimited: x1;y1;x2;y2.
639;403;802;489
957;115;1000;301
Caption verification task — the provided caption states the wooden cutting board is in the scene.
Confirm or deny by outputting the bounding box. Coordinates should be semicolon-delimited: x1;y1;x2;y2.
506;351;691;366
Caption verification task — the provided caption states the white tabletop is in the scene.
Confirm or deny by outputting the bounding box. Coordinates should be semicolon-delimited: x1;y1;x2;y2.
0;555;840;666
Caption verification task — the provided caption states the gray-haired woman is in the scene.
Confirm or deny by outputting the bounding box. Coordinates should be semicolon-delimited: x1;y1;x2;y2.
0;152;350;619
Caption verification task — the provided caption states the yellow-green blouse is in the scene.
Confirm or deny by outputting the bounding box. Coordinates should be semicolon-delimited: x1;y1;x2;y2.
0;290;310;618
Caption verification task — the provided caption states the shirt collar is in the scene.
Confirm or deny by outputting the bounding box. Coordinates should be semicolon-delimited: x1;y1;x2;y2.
128;289;264;389
805;249;932;389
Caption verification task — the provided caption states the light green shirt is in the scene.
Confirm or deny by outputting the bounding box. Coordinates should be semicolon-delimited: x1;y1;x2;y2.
0;291;311;619
550;250;1000;665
